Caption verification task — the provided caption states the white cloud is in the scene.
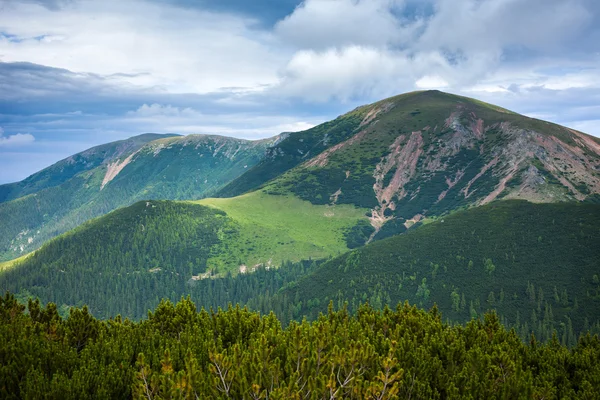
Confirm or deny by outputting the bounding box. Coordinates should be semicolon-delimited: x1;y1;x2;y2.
120;103;320;139
0;0;285;93
127;104;200;118
275;0;415;49
0;132;36;147
272;0;600;104
276;46;498;102
415;75;449;89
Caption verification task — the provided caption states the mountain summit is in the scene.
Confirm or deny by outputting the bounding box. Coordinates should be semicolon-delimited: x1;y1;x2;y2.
223;90;600;240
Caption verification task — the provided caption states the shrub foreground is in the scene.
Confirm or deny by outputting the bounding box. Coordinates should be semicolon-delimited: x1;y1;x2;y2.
1;293;599;399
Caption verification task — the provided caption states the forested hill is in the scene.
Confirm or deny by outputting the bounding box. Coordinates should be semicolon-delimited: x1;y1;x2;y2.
4;199;600;341
0;200;234;318
0;195;365;319
2;292;600;399
0;134;277;261
281;201;600;344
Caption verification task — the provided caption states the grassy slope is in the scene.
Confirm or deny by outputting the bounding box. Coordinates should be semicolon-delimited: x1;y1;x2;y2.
284;200;600;339
0;254;30;272
194;191;369;271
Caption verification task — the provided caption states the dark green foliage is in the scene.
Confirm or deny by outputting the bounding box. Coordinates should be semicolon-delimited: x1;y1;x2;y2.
284;201;600;342
344;220;375;249
373;217;407;241
0;201;230;318
1;292;600;399
217;113;365;198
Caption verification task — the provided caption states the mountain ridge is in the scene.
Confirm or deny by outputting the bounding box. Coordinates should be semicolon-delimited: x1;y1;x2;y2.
0;133;280;260
251;90;600;239
0;133;179;202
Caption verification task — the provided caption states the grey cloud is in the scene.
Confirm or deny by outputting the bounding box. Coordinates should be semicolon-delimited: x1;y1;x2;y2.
150;0;301;25
6;0;77;11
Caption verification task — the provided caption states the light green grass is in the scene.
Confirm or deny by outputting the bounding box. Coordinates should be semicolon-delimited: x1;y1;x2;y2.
0;253;31;272
191;191;369;272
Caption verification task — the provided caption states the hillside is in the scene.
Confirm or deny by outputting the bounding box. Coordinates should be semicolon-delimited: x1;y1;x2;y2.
194;190;368;270
225;90;600;241
0;134;278;261
0;194;366;318
3;90;600;326
282;201;600;343
0;133;175;203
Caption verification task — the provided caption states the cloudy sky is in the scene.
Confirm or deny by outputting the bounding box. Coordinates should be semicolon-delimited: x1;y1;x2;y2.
0;0;599;183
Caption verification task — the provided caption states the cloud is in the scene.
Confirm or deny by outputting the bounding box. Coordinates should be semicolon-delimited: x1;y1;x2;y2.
127;104;200;118
157;0;301;26
122;103;318;139
272;0;600;103
275;0;415;49
1;0;600;183
0;131;35;147
11;0;77;11
276;45;497;102
0;0;285;93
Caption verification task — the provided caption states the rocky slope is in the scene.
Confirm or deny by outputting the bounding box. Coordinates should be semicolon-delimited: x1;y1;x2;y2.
256;90;600;241
0;134;279;260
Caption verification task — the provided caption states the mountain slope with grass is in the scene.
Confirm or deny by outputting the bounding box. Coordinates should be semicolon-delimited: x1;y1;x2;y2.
0;193;367;317
281;201;600;343
0;134;278;261
227;90;600;241
3;90;600;324
4;90;600;262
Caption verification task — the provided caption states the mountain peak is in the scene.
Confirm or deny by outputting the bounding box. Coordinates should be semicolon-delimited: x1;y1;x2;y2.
223;90;600;242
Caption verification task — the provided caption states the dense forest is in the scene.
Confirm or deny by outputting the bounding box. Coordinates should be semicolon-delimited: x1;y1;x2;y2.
3;200;599;347
283;201;600;344
2;292;600;399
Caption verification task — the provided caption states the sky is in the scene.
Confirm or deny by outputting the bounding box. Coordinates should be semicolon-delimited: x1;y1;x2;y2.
0;0;599;184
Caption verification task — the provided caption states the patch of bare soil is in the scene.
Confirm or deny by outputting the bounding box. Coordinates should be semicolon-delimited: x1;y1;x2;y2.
101;152;137;190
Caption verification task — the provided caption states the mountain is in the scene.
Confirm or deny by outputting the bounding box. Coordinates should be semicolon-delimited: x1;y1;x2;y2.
0;134;278;261
280;200;600;342
222;90;600;241
0;133;176;203
2;90;600;324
